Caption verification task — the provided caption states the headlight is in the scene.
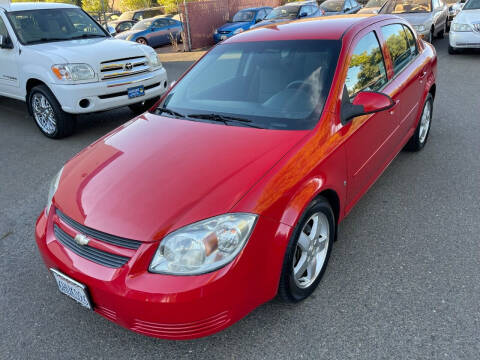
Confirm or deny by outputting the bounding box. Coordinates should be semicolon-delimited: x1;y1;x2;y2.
412;24;426;32
452;23;472;32
46;167;64;215
214;29;218;35
51;64;95;82
149;213;258;275
233;28;244;35
146;52;162;68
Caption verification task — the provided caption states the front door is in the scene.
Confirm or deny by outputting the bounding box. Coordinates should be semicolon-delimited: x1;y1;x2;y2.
0;14;20;97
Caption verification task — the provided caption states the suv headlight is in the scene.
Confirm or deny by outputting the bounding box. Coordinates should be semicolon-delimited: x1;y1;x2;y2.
233;28;244;35
452;23;472;32
147;52;162;69
149;213;258;275
46;167;64;215
52;64;96;82
412;24;426;32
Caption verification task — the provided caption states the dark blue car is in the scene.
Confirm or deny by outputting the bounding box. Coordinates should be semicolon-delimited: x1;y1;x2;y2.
213;7;272;43
252;1;324;29
115;16;183;47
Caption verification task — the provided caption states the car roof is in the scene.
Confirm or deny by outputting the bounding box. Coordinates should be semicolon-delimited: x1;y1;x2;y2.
227;14;390;42
238;7;272;11
284;1;317;5
2;2;77;11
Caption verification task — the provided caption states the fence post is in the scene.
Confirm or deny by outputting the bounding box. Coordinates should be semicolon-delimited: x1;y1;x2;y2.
183;0;192;51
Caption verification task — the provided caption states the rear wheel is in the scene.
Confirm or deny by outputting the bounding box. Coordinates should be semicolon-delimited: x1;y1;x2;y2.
404;93;433;151
278;197;334;302
28;85;75;139
128;96;160;115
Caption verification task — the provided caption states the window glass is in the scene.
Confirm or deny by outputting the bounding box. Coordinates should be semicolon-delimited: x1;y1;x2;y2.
0;16;9;38
351;0;359;7
321;0;345;12
381;24;411;74
345;0;353;9
256;9;266;20
402;25;418;55
133;12;144;21
168;19;177;25
345;31;388;98
117;22;132;32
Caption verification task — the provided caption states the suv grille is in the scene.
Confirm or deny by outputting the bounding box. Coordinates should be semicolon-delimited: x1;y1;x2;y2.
100;56;150;80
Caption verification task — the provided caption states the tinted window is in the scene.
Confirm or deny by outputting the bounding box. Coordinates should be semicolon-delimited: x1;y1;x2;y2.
351;0;359;7
117;22;133;32
345;31;388;98
403;25;418;55
381;24;412;74
266;5;301;19
168;19;177;25
157;40;341;130
133;11;144;21
345;0;353;9
256;9;266;20
153;19;168;28
322;0;345;12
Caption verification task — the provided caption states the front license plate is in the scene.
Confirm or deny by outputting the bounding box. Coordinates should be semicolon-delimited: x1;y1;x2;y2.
51;268;92;310
128;85;145;99
220;35;227;40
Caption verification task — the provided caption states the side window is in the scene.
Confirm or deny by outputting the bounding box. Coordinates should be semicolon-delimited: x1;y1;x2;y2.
133;12;143;21
345;31;388;98
402;25;418;56
381;24;411;74
256;9;266;20
168;19;177;26
345;0;353;10
117;22;131;32
0;16;9;38
351;0;359;7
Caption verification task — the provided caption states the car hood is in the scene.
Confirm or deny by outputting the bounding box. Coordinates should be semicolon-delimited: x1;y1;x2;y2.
455;9;480;23
394;12;433;25
115;29;143;40
55;114;308;242
358;7;380;14
218;21;252;32
28;37;152;65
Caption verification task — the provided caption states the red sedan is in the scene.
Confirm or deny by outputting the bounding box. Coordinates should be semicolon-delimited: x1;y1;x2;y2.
35;14;437;339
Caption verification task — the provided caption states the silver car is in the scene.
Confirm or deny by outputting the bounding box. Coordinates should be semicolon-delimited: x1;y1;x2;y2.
449;0;480;53
380;0;449;42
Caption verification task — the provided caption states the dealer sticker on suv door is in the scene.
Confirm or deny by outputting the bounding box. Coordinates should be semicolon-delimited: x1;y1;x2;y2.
51;268;92;309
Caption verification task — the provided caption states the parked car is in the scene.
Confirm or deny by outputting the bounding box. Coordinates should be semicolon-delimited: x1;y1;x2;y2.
379;0;448;42
252;1;324;28
321;0;363;14
107;19;136;34
116;7;165;22
213;7;272;43
35;14;437;339
449;0;480;53
115;16;183;47
358;0;387;13
447;0;468;27
0;1;168;138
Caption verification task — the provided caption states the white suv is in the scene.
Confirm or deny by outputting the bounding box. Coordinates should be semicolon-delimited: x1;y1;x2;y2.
0;1;168;138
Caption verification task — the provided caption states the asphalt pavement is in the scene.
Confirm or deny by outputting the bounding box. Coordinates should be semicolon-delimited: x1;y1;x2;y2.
0;37;479;359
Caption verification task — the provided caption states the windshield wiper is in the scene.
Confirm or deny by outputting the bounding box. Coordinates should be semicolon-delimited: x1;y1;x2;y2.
154;107;185;118
187;113;262;128
26;37;69;44
70;34;106;40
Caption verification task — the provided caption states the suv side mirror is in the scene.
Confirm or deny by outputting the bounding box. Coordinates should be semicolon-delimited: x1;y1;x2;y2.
0;35;13;49
341;89;394;124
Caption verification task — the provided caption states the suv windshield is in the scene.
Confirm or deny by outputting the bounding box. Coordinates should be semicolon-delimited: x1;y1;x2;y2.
265;6;300;19
382;0;432;13
232;10;256;22
463;0;480;9
154;40;341;130
7;8;107;45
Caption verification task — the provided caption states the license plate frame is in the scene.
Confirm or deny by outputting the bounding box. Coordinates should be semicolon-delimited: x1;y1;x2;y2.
51;268;92;310
127;85;145;99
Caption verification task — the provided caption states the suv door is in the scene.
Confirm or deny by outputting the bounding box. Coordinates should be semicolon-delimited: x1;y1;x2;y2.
0;14;20;96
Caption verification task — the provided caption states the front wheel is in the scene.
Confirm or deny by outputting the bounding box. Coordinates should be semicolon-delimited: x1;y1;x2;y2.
278;197;334;303
128;96;160;115
136;37;148;45
28;85;75;139
404;93;433;151
448;45;458;54
427;28;433;43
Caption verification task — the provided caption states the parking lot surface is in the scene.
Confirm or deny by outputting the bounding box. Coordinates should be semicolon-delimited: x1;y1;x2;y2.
0;38;479;359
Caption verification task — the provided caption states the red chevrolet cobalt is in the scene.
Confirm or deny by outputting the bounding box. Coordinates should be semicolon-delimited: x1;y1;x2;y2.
36;15;437;339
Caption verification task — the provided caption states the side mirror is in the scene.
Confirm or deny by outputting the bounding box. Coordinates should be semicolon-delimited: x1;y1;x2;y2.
341;89;394;124
0;35;13;49
299;12;308;18
105;25;117;36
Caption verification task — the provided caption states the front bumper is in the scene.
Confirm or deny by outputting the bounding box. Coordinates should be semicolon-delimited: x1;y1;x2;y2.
35;208;291;339
50;67;168;114
449;30;480;48
213;33;232;43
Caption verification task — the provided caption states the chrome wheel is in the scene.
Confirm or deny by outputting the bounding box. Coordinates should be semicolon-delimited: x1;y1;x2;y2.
419;100;432;144
292;212;330;289
32;93;56;135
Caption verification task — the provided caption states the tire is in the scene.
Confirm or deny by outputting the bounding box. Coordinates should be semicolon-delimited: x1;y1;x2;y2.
278;197;335;303
28;85;75;139
404;93;433;151
427;28;433;43
448;45;457;54
136;37;148;45
128;96;160;115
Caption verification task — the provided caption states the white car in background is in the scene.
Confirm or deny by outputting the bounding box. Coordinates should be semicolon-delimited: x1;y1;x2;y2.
449;0;480;53
0;0;168;138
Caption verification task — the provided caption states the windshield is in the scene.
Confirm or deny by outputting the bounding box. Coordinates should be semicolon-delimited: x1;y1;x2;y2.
154;40;341;130
232;10;256;22
321;0;345;12
132;19;153;30
118;11;134;21
7;8;107;45
463;0;480;9
382;0;432;13
364;0;385;8
265;6;300;19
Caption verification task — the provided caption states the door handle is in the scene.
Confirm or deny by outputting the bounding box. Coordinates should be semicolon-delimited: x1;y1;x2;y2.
419;70;427;79
389;100;400;115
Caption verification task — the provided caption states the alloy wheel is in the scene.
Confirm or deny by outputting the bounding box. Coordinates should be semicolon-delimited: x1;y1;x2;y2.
32;93;57;135
419;100;432;144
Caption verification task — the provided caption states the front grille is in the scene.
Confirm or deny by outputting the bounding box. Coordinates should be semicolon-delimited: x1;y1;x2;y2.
100;56;150;80
54;225;129;268
98;82;162;99
56;210;141;250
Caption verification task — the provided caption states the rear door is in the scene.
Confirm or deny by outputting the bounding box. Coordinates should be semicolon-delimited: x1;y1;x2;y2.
150;19;170;46
0;14;20;97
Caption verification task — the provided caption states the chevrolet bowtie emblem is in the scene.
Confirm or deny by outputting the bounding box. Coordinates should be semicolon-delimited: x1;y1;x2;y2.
74;234;90;246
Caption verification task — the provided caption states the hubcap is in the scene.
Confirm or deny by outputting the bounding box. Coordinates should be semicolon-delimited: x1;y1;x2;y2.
32;93;56;135
419;100;431;144
292;212;329;289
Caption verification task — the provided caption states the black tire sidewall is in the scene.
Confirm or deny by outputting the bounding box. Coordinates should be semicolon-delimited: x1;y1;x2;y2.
279;197;335;302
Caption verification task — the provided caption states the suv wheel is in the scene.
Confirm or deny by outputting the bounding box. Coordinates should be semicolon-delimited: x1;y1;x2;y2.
28;85;75;139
